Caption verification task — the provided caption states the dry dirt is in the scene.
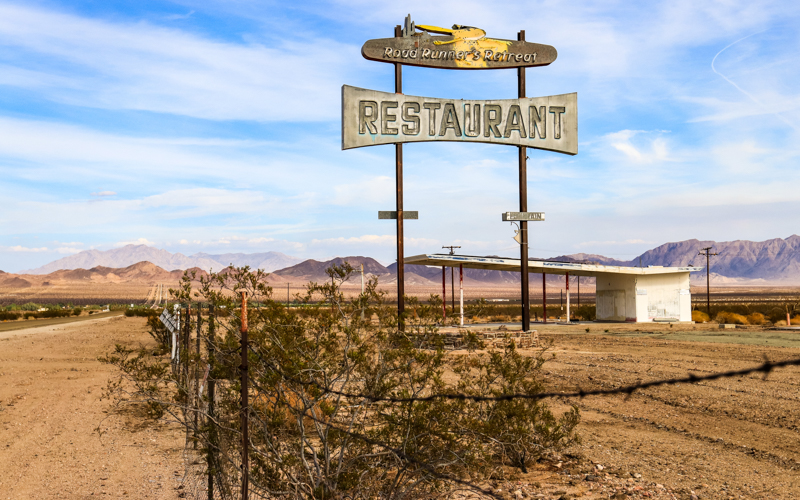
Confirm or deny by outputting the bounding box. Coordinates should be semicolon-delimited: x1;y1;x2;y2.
490;322;800;500
2;317;800;499
0;316;185;499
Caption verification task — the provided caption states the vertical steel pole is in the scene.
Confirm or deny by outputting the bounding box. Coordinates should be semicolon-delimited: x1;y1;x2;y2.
459;264;464;326
566;272;570;322
442;267;446;321
207;305;216;500
542;273;547;324
518;30;530;332
706;251;711;318
394;25;405;329
451;267;455;313
240;292;249;500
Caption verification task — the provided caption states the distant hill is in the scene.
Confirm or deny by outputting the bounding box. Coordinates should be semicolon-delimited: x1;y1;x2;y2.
16;236;800;285
273;256;393;282
22;245;301;275
559;235;800;282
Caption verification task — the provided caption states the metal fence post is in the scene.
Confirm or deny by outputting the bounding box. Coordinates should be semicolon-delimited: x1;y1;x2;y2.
206;304;216;500
194;304;201;449
240;292;249;500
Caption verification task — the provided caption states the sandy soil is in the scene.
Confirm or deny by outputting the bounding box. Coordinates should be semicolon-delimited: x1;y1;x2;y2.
3;317;800;499
486;323;800;500
0;316;184;499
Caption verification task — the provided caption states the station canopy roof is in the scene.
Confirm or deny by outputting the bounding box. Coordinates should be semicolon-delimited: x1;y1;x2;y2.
404;254;704;278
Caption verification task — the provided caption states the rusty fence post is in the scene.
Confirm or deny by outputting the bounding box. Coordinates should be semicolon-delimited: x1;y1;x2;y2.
194;304;201;449
206;304;217;500
240;292;249;500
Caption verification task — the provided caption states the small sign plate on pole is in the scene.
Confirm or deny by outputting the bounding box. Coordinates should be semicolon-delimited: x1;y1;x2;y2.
502;211;545;221
159;309;178;334
379;211;419;219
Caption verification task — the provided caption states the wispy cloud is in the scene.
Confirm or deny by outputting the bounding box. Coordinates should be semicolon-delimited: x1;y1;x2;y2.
3;245;49;252
0;3;355;121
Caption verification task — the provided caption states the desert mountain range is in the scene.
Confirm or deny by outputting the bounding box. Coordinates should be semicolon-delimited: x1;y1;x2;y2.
22;245;301;274
5;236;800;289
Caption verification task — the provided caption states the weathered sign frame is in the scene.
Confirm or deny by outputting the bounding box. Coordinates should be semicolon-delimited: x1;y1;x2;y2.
345;16;576;330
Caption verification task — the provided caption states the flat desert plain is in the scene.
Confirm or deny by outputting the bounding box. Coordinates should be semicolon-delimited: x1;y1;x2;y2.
1;316;799;499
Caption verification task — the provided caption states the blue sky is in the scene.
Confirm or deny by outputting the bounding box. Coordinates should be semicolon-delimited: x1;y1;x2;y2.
1;0;799;272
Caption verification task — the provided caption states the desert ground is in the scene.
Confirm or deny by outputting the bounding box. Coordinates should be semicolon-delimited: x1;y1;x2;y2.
1;314;799;499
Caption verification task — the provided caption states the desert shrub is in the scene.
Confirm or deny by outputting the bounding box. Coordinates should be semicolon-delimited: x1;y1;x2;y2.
692;310;710;323
72;308;82;316
746;312;766;325
716;311;748;325
124;308;156;318
102;265;580;498
0;311;20;321
145;313;170;347
41;310;72;318
572;304;596;321
24;313;36;320
20;302;40;311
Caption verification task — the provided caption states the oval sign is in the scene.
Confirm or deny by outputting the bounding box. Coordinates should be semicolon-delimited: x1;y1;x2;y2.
362;29;557;70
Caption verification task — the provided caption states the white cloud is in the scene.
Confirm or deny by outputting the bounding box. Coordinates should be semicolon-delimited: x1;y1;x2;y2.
115;238;155;247
56;246;82;254
0;3;355;121
3;245;49;252
91;191;117;197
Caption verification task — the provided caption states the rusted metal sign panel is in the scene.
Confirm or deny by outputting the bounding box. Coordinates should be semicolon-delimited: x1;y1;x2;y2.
379;211;419;219
502;212;545;221
362;23;556;70
342;85;577;155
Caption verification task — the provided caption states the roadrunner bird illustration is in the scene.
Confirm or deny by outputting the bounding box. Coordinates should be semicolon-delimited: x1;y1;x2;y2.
416;24;488;45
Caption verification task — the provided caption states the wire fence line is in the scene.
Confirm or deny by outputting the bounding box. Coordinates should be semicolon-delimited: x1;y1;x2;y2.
107;267;800;500
244;341;800;404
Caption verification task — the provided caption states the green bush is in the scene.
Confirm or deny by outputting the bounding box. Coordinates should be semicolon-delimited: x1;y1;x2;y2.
0;311;20;321
125;308;157;318
20;302;40;311
103;265;581;498
72;308;82;316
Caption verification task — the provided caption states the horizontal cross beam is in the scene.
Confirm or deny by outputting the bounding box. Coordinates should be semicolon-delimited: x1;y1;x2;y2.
379;211;418;220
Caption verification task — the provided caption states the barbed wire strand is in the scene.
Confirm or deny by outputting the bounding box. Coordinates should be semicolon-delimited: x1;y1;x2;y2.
248;344;800;404
245;376;505;500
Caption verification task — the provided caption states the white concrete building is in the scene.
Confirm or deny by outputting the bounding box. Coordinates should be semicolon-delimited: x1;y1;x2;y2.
405;254;703;323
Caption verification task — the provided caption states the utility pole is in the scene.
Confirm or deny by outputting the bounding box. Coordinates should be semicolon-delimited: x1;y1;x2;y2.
442;246;461;313
698;247;718;318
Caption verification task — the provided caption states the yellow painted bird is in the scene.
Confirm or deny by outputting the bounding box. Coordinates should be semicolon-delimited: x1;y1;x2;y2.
416;24;487;45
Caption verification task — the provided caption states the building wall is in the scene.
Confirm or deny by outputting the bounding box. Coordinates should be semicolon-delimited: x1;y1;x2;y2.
596;274;638;321
595;271;692;322
635;272;692;322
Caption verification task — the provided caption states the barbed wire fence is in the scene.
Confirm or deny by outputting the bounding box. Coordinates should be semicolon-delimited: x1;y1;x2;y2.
105;267;800;500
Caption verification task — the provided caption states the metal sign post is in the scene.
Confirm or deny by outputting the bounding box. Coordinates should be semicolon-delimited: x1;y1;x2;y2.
394;24;405;328
345;16;577;329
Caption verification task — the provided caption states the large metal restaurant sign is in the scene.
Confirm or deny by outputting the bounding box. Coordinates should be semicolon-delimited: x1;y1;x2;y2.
343;15;578;331
342;86;577;153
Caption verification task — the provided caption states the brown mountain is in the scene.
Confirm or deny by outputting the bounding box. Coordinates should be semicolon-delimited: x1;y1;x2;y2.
559;235;800;282
273;256;391;281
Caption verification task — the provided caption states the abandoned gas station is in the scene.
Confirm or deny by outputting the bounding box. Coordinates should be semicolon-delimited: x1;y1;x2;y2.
406;254;703;323
345;17;704;329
